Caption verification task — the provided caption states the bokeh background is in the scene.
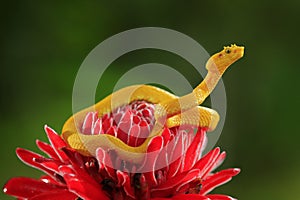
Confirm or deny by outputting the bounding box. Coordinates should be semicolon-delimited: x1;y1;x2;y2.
1;1;299;200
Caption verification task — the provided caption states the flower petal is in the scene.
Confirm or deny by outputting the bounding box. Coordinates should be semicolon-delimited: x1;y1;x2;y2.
3;177;66;198
192;147;221;178
96;148;117;180
140;136;164;186
36;140;60;160
116;170;135;199
151;194;209;200
182;128;206;172
200;168;240;195
210;151;226;172
65;178;109;200
40;175;64;186
60;147;84;167
29;190;78;200
16;148;58;179
167;133;185;178
206;194;237;200
201;151;227;179
172;194;210;200
44;125;69;162
151;169;200;198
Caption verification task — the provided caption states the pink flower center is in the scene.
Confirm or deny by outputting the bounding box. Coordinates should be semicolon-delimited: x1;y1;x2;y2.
81;101;156;147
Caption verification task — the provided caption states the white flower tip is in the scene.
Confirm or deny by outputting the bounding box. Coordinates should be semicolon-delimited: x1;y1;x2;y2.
233;168;241;174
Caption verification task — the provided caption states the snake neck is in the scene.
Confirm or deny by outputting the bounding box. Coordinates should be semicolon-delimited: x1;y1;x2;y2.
156;71;222;119
192;71;222;105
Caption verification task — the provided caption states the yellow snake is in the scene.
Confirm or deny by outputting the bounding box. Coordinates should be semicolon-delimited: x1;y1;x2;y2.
62;44;244;163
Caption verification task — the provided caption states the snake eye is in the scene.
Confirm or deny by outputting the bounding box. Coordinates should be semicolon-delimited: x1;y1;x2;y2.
225;49;231;54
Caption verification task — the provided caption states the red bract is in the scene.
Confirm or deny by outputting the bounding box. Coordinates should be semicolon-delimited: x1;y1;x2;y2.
81;101;156;147
3;125;240;200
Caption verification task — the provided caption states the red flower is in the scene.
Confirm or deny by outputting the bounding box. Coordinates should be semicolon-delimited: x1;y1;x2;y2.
3;45;244;199
3;124;239;199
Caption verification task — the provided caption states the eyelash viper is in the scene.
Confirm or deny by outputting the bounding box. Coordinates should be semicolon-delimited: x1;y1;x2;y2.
62;44;244;163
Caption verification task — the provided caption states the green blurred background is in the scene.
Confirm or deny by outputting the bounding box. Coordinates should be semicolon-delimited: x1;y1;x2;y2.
1;1;299;199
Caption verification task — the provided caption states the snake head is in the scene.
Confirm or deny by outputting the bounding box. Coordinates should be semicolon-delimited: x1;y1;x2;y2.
206;44;244;74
